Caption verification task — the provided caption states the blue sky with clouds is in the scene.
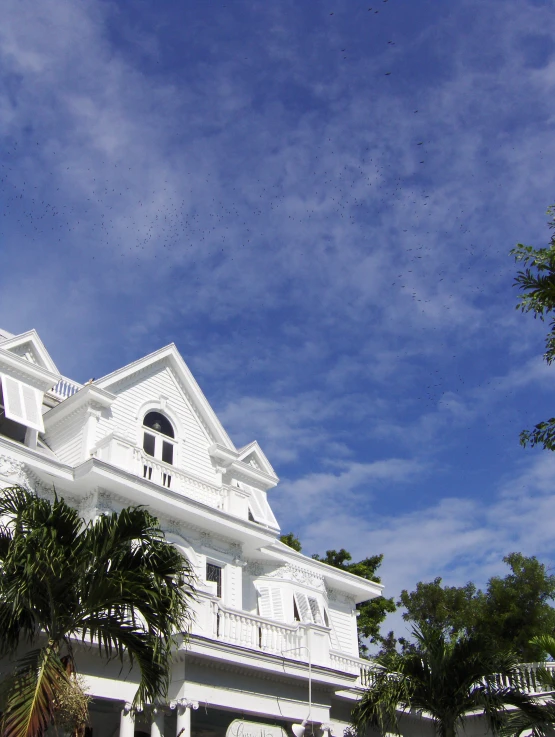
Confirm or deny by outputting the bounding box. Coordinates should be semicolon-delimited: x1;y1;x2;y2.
2;0;555;639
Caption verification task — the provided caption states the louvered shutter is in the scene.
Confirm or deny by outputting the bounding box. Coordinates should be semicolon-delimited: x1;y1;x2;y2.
257;586;273;618
308;596;323;625
270;587;285;622
252;487;279;528
0;374;44;432
248;489;267;524
293;592;312;623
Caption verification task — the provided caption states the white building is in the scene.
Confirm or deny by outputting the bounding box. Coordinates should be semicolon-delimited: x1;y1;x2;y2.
0;327;382;737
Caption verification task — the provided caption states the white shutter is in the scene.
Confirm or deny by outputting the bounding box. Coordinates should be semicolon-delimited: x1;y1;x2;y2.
308;596;323;625
294;592;312;623
257;585;285;621
253;487;279;528
257;586;273;618
0;374;44;432
248;489;267;524
271;587;285;622
249;487;279;529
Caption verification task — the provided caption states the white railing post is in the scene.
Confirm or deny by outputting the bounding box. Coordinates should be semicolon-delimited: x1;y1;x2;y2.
172;699;198;737
120;704;135;737
151;707;165;737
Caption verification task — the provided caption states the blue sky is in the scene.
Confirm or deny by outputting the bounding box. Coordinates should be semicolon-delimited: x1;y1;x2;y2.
2;0;555;639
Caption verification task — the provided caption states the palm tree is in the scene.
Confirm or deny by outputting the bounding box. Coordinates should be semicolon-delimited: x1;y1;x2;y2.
501;635;555;737
352;625;544;737
0;484;195;737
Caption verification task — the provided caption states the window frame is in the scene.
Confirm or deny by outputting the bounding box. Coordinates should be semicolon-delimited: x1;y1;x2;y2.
206;561;223;599
141;411;177;467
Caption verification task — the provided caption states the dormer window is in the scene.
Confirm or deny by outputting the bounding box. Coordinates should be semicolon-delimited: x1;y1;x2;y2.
142;412;176;487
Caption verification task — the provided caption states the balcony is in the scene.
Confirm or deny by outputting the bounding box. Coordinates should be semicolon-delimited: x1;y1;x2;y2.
132;449;228;510
189;596;351;672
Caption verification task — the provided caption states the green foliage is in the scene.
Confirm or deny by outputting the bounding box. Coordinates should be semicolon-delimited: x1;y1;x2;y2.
312;549;396;654
0;485;195;737
479;553;555;661
398;553;555;662
399;577;479;639
352;625;543;737
512;205;555;449
280;532;302;552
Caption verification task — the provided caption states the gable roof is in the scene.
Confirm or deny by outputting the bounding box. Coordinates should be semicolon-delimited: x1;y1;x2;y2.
236;441;277;479
94;344;236;450
0;330;60;375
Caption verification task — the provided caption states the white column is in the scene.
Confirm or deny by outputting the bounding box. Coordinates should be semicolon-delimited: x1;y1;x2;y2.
174;699;198;737
151;708;165;737
120;704;135;737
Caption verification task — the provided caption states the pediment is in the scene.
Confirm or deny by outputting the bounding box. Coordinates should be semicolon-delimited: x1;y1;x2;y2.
0;330;60;375
237;441;277;478
94;344;235;450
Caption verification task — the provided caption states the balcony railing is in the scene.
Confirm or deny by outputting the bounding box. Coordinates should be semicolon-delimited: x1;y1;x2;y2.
327;657;555;695
192;599;333;667
330;651;375;687
132;448;228;510
213;602;305;656
49;377;82;401
494;662;555;695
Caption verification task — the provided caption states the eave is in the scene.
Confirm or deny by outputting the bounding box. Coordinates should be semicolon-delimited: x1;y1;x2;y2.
43;384;116;426
0;349;61;391
264;543;384;604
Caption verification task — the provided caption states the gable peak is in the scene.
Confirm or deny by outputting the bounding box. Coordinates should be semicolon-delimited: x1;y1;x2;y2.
0;330;60;374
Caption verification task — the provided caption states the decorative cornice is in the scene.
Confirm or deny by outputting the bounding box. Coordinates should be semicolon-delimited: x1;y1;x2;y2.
262;562;326;591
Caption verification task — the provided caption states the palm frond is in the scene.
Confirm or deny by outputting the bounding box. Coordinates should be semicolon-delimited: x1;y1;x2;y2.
1;644;68;737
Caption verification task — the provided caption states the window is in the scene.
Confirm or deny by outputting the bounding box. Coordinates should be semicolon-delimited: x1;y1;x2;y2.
293;592;324;625
206;562;222;598
141;411;176;488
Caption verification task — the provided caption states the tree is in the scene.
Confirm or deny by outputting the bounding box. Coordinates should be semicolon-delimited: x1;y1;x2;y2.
0;485;195;737
398;577;479;640
312;548;396;654
280;532;302;552
398;554;555;662
512;204;555;449
352;625;543;737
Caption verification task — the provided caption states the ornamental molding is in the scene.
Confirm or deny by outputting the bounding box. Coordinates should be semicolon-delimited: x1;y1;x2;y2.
45;403;88;430
327;587;356;606
231;472;266;492
0;454;27;484
199;530;240;556
246;561;264;577
245;561;325;590
264;562;326;591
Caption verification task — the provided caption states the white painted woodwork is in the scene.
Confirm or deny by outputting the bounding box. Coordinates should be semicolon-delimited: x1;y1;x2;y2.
327;603;358;655
0;327;385;737
0;374;44;431
119;707;135;737
151;709;165;737
176;705;191;737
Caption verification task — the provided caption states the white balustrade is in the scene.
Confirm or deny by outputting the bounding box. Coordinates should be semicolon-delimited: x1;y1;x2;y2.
330;650;376;687
212;602;305;657
132;448;228;510
328;653;555;694
49;376;82;400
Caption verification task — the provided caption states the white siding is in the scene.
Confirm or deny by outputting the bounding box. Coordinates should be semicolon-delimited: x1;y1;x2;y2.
44;410;86;466
106;365;218;483
327;602;358;656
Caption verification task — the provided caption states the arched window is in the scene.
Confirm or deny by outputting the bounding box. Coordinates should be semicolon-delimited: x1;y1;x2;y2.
142;411;175;467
